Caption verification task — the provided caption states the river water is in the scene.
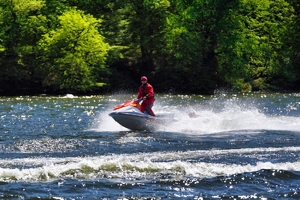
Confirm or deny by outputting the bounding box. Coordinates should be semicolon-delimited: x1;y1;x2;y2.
0;92;299;199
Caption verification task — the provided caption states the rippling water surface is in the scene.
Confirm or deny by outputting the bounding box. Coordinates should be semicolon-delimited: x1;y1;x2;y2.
0;92;300;199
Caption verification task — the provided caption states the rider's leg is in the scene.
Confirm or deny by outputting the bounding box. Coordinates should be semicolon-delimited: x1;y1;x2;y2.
145;103;155;116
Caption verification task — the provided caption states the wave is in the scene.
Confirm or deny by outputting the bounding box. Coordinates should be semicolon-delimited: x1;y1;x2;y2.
0;147;299;182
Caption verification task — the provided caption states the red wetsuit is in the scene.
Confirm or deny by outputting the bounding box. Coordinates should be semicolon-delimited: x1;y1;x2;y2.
137;83;155;116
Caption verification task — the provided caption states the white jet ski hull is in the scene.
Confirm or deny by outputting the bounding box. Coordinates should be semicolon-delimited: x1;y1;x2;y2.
109;106;174;131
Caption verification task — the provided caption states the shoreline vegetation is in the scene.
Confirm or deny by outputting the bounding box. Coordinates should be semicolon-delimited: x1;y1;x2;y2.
1;0;300;96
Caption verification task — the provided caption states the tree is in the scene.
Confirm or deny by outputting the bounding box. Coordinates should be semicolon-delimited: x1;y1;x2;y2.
287;0;300;89
0;0;47;94
37;8;110;92
155;0;219;94
216;0;295;91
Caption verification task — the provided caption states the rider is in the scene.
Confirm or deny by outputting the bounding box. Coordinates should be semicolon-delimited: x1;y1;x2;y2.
137;76;155;116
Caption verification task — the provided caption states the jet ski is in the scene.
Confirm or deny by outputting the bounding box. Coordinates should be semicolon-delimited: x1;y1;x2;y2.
109;100;175;131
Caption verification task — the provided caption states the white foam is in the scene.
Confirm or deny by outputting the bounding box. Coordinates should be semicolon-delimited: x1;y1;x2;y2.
61;94;76;98
0;146;299;182
90;110;128;131
158;97;300;133
90;94;300;133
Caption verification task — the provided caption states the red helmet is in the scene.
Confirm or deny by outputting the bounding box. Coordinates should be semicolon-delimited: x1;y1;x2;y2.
140;76;148;81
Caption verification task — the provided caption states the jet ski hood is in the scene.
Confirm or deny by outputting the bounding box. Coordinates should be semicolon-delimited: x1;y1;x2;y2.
109;106;148;118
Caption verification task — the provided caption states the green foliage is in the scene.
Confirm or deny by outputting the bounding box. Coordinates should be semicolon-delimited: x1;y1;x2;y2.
216;0;295;91
127;0;171;73
234;78;252;93
13;0;45;14
37;8;110;92
157;0;218;93
0;0;300;94
287;0;300;84
0;0;48;94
